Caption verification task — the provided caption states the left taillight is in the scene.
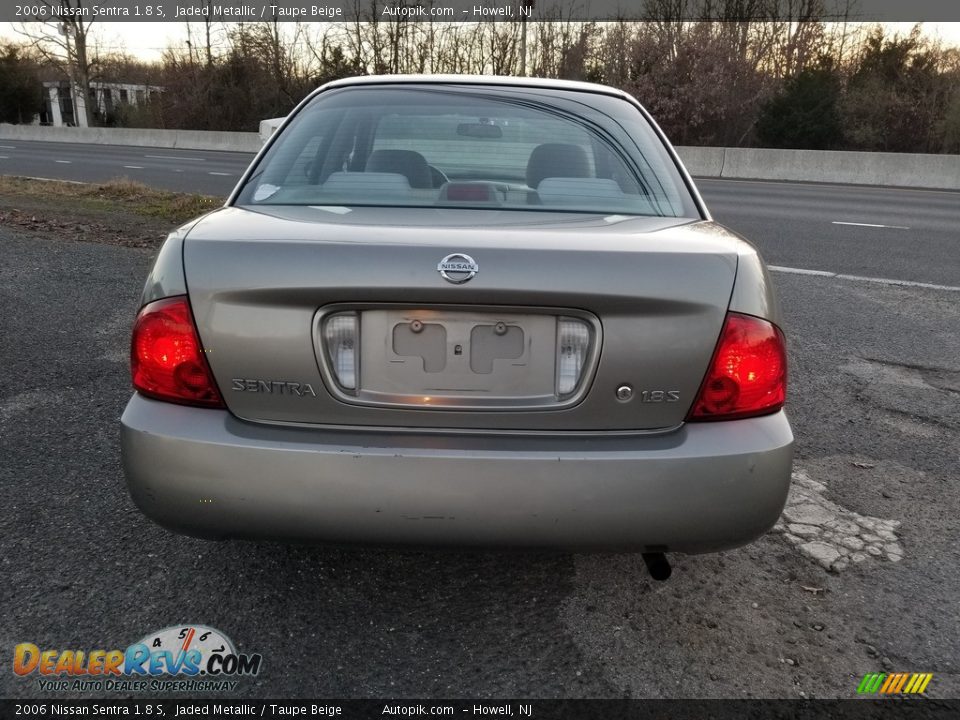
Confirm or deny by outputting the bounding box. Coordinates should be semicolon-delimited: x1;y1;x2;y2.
130;296;224;408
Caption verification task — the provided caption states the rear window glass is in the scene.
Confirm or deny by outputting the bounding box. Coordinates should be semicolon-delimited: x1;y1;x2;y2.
236;85;698;218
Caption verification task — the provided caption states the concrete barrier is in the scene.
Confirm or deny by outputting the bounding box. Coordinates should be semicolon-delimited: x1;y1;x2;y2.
676;146;960;191
0;124;262;153
674;146;725;178
2;122;957;189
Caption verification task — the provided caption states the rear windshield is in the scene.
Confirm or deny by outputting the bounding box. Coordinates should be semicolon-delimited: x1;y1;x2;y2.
235;84;699;218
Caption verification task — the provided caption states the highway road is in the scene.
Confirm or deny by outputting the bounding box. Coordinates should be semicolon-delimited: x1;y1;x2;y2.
700;178;960;288
0;138;246;195
1;140;959;700
1;138;958;288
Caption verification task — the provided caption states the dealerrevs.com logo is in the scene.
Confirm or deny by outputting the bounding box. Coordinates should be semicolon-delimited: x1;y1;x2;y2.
13;625;262;693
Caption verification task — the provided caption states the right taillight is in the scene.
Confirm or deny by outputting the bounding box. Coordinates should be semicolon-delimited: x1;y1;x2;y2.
688;312;787;422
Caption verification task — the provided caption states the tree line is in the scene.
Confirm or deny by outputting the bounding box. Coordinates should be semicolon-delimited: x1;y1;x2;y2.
3;9;959;153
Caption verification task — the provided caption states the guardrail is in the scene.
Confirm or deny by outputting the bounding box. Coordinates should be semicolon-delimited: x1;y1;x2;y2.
2;123;958;190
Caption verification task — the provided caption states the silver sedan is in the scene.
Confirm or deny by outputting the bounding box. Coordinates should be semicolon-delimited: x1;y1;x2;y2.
121;75;792;577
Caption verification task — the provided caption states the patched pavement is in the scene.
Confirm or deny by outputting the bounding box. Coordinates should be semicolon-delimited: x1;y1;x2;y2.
774;467;903;571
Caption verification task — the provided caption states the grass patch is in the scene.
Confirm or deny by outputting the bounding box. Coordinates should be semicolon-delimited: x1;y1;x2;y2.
0;176;220;225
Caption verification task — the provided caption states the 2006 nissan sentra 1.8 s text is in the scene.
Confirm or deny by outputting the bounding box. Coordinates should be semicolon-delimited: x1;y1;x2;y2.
120;75;792;576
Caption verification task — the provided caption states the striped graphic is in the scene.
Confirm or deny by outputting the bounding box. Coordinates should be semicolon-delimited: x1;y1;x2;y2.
857;672;933;695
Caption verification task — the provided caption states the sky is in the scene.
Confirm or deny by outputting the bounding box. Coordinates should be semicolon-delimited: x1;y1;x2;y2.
2;21;959;63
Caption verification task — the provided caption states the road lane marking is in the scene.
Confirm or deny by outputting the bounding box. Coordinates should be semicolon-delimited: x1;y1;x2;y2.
144;154;205;161
208;172;232;176
769;266;834;277
123;165;144;169
834;273;959;290
832;221;910;230
770;265;960;292
55;160;71;164
0;156;8;159
0;145;15;149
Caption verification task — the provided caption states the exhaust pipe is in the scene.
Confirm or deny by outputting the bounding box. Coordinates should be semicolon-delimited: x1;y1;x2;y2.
642;552;672;581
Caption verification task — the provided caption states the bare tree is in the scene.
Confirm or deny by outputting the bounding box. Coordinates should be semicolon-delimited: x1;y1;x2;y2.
202;4;218;68
17;0;97;126
642;0;693;60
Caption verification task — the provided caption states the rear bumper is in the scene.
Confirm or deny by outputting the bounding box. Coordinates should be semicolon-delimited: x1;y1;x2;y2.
120;394;793;552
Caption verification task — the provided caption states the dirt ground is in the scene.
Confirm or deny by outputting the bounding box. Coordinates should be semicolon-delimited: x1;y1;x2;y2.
0;176;217;248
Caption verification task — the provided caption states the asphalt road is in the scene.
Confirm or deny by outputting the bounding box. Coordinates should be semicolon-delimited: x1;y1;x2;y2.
699;178;960;288
0;139;247;195
1;141;958;700
1;139;958;287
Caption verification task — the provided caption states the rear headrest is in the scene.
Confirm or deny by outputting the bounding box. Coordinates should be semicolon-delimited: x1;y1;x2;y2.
366;149;433;189
525;143;590;189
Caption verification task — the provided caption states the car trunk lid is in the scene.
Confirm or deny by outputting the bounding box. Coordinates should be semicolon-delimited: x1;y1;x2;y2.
184;206;738;431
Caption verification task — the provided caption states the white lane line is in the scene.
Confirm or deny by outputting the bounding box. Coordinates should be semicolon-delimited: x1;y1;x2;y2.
0;145;15;149
769;265;960;292
144;154;205;161
0;155;8;159
835;273;960;290
208;171;232;176
55;160;72;164
769;266;835;277
123;165;144;169
832;221;910;230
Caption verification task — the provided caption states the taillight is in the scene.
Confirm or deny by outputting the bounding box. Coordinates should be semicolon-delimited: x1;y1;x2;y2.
688;312;787;422
130;296;224;408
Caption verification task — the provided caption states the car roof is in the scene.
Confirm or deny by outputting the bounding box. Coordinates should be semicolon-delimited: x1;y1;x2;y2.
318;74;633;101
